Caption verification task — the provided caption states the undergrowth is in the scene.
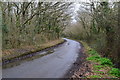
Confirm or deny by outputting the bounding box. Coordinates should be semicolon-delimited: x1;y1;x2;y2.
81;41;120;78
109;68;120;77
2;39;65;63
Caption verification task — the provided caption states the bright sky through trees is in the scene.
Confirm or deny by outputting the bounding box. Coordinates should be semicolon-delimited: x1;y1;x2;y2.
71;3;80;23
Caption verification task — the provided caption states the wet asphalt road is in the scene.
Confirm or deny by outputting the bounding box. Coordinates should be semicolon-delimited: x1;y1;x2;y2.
2;38;81;78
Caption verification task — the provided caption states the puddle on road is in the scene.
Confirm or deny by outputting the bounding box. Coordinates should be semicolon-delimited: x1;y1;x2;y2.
3;49;55;69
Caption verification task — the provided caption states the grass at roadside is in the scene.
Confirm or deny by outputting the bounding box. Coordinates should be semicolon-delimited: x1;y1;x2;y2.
2;39;65;62
80;41;120;78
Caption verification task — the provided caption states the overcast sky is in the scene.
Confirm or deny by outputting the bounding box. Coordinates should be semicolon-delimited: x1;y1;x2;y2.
71;2;80;23
1;0;119;2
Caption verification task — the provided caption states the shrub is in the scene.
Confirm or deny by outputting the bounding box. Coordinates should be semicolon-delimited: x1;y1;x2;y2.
88;49;98;55
94;70;104;74
98;58;113;66
88;75;102;78
109;68;120;77
94;65;104;69
87;55;100;61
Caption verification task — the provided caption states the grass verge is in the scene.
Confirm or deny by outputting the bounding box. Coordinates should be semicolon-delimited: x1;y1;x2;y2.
2;39;65;64
80;41;120;78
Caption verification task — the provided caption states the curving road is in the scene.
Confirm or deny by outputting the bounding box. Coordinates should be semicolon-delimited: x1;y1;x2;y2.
2;38;82;78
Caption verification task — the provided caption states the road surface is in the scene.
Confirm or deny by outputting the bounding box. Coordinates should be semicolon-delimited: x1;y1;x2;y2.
2;38;82;78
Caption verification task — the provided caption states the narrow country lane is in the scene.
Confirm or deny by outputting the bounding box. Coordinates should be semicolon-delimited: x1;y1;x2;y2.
2;38;82;78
